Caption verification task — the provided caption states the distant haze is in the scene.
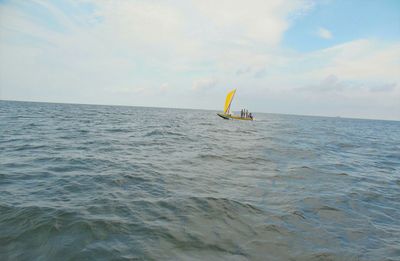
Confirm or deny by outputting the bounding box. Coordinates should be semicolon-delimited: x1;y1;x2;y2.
0;0;399;120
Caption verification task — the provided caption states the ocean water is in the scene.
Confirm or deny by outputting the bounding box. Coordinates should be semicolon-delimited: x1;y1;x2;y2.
0;100;399;260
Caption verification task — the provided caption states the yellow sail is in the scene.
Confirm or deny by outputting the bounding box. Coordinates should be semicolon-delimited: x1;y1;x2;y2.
224;89;236;113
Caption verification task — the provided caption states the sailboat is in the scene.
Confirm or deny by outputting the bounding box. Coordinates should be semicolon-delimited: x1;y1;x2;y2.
217;89;254;120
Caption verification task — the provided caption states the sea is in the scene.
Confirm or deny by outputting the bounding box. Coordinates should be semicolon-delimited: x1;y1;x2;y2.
0;100;399;260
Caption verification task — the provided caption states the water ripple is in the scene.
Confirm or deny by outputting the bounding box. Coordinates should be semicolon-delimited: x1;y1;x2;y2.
0;101;399;260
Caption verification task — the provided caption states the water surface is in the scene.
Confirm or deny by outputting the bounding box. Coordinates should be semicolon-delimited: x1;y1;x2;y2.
0;101;399;260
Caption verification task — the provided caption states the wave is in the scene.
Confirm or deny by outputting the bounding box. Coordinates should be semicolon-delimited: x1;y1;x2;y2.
1;101;400;260
144;129;185;138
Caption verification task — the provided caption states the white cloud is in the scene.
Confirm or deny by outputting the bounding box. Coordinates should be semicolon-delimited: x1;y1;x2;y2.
160;83;170;92
1;1;399;119
309;39;400;82
192;77;218;91
369;83;396;92
317;27;332;39
191;0;309;46
0;0;313;93
219;39;400;120
299;74;397;94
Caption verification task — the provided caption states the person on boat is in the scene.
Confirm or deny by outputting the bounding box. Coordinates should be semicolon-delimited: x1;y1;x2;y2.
249;112;253;119
241;109;243;118
245;109;248;118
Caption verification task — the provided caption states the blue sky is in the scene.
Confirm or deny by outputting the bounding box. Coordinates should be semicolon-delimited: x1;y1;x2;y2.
283;0;400;52
0;0;399;120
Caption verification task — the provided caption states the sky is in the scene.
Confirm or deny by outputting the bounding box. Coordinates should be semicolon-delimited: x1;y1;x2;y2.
0;0;399;120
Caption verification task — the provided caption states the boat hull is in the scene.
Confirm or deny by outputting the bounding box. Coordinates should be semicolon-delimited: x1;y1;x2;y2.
217;113;253;121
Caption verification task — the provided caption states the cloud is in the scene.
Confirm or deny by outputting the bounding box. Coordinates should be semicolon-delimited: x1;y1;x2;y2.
0;0;314;94
317;27;332;39
299;74;345;92
300;74;397;94
236;64;267;78
160;83;170;92
191;0;311;46
0;1;399;120
309;39;400;82
192;77;218;91
369;83;396;93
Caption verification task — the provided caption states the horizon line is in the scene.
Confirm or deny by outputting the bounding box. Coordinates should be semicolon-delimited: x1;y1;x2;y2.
1;99;399;123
